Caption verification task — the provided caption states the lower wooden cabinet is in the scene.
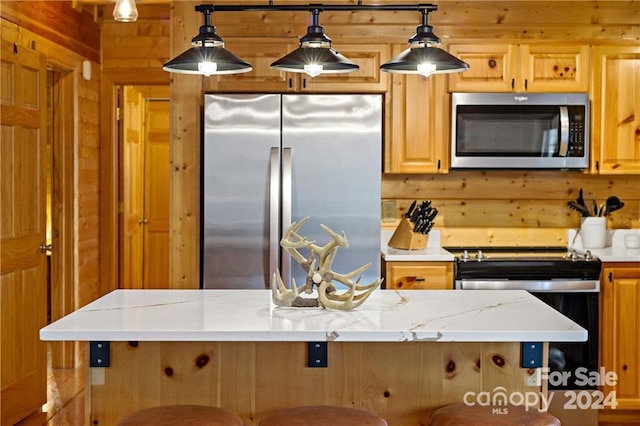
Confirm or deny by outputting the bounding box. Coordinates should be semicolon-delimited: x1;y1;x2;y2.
601;263;640;410
383;261;454;290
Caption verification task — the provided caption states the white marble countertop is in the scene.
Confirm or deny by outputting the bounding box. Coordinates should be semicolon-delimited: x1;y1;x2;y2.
381;230;455;261
40;289;586;343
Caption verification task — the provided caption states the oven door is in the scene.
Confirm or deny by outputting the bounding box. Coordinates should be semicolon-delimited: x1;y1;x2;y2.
532;291;599;390
456;279;599;391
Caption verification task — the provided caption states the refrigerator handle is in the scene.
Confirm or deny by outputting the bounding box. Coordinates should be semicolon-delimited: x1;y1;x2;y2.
281;147;292;286
269;147;281;289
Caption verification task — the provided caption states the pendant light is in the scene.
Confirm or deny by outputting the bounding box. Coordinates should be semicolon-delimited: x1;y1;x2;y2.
271;8;359;77
113;0;138;22
163;5;252;76
380;6;468;77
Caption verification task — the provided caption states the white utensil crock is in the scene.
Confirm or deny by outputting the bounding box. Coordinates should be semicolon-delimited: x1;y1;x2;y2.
580;217;607;249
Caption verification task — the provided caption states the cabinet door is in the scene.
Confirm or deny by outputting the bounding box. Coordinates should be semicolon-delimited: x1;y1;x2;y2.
302;43;390;92
591;46;640;174
447;43;517;92
385;262;453;290
209;38;298;92
521;44;590;92
601;264;640;410
447;43;589;92
387;45;448;173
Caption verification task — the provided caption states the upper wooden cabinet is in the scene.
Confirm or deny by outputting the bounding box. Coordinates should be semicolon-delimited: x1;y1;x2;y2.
446;43;590;93
209;39;390;93
591;45;640;175
386;45;449;174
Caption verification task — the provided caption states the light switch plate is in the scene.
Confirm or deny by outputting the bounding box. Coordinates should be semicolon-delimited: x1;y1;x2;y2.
382;200;396;222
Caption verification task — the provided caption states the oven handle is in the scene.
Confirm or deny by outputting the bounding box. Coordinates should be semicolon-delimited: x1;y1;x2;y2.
456;279;600;292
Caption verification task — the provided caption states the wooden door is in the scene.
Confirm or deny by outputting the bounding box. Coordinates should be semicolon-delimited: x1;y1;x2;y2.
521;44;589;92
446;43;517;92
601;264;640;410
302;43;390;92
387;45;448;173
591;46;640;174
121;87;144;288
142;99;170;288
209;38;297;92
0;40;48;425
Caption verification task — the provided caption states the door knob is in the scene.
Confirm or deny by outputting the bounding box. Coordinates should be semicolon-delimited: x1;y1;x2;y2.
40;243;52;253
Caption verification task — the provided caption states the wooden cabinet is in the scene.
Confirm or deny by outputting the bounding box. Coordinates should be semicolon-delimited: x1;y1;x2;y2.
209;39;390;93
447;43;590;93
591;46;640;175
383;261;454;290
601;263;640;410
386;45;449;173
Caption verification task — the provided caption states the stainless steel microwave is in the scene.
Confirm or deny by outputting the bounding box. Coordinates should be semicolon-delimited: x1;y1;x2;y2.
451;93;589;169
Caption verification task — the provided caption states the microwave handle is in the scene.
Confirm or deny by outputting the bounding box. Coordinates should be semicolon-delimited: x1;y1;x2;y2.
558;106;569;157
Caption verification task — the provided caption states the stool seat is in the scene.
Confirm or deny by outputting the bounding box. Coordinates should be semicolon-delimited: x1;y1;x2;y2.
259;405;387;426
117;404;244;426
429;403;560;426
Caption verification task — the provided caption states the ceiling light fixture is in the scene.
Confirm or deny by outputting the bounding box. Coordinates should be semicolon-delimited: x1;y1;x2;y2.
113;0;139;22
162;3;468;78
380;5;469;77
270;8;359;77
162;5;252;76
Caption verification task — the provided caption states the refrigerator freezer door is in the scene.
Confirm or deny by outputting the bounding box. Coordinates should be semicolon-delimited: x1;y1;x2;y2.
202;94;281;289
281;94;382;288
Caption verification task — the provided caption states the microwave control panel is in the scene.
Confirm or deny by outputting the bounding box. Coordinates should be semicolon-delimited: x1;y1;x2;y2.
567;106;586;157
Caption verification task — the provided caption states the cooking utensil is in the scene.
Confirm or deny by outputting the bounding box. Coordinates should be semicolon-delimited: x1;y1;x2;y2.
603;196;624;216
567;201;590;217
577;188;586;209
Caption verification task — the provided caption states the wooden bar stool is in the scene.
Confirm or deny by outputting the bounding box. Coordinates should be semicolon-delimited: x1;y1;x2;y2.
116;404;244;426
259;405;388;426
429;403;560;426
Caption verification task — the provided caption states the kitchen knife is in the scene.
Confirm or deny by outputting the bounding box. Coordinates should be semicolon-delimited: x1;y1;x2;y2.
405;200;417;218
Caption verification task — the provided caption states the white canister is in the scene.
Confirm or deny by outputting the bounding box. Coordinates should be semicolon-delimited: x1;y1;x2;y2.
580;217;607;249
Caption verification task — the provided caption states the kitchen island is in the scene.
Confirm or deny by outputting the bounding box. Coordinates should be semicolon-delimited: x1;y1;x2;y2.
41;289;585;425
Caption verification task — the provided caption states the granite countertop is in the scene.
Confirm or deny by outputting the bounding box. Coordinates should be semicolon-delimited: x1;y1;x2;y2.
40;289;586;343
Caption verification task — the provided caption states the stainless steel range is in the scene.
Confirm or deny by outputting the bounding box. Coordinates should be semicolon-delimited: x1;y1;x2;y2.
445;246;602;391
448;246;601;292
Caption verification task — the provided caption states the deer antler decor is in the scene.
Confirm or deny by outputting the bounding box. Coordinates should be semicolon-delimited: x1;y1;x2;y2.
272;217;383;310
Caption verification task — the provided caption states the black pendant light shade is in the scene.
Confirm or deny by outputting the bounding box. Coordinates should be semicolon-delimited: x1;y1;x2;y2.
163;6;252;76
271;9;359;77
380;7;468;77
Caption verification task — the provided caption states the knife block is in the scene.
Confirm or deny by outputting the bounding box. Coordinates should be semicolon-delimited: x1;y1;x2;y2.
388;218;427;250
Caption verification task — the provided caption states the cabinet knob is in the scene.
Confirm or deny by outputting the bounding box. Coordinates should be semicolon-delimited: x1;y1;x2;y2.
488;58;497;68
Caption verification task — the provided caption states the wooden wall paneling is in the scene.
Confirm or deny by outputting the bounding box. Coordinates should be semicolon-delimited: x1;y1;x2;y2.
101;16;171;85
77;71;103;307
382;172;640;232
88;341;536;425
100;75;119;296
169;1;203;289
0;1;100;62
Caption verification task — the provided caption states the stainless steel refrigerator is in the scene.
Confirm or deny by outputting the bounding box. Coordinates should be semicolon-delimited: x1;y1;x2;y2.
201;93;382;290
